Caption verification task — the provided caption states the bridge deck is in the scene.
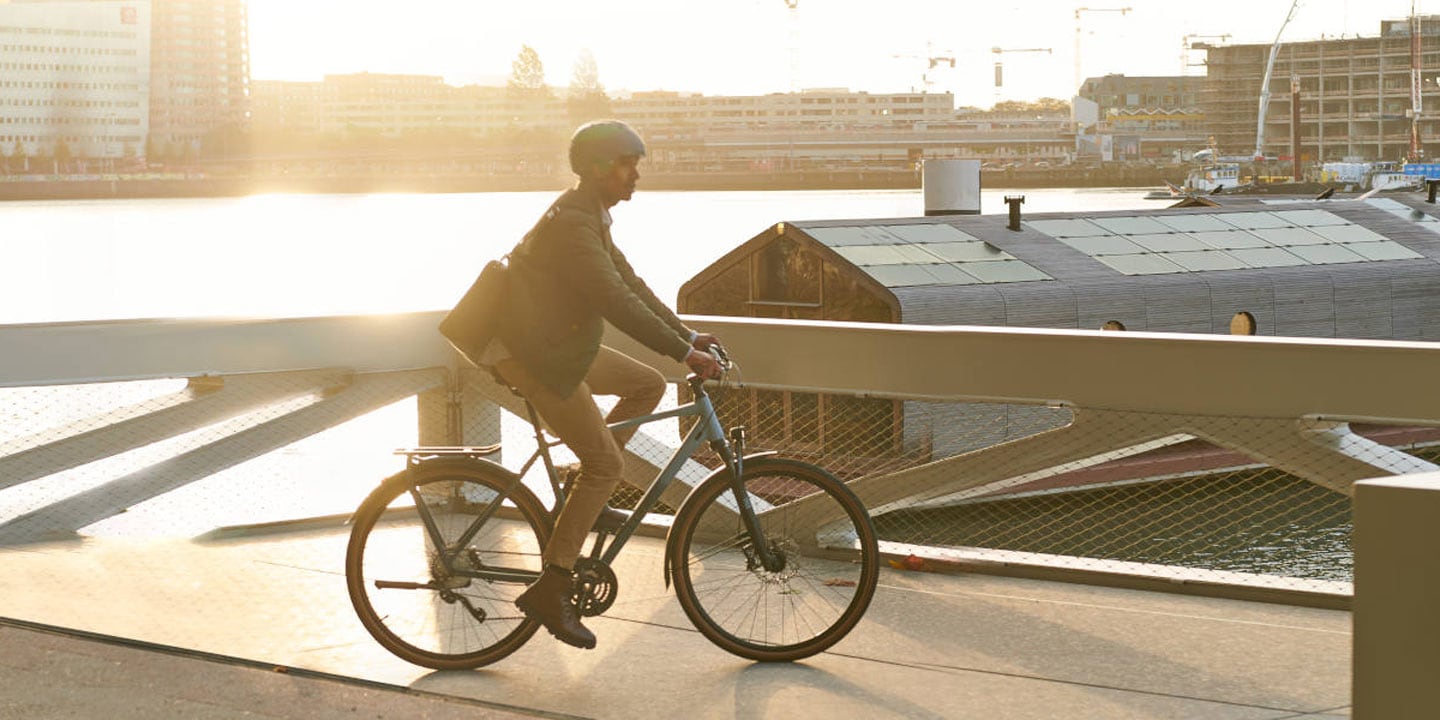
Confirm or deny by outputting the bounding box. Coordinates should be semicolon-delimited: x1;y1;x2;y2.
0;526;1350;719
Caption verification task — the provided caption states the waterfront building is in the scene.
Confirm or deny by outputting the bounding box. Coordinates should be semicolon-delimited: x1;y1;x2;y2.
147;0;248;160
679;197;1440;460
0;0;149;167
1202;15;1440;163
1076;74;1207;162
251;73;567;139
247;76;1155;179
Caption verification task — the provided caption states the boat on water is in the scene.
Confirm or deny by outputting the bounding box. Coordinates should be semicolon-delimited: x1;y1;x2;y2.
1146;156;1423;200
1318;161;1427;194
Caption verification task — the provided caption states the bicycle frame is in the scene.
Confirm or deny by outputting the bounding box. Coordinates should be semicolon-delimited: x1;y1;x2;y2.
414;375;782;586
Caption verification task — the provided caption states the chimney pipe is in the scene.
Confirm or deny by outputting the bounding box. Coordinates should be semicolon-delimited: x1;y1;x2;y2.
1005;195;1025;231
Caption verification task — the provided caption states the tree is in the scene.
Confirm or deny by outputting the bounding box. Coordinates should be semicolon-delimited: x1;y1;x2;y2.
993;98;1071;114
507;45;550;98
567;48;612;125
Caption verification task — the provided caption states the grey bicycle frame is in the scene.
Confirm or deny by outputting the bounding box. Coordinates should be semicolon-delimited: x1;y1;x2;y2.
421;376;780;582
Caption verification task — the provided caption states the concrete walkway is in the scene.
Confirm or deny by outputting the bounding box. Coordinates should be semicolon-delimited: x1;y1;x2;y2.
0;526;1351;719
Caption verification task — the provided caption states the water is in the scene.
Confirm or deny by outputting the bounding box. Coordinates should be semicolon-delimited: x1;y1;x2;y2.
0;187;1156;324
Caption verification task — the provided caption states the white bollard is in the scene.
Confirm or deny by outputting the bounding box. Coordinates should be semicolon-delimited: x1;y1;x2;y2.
1352;473;1440;720
922;159;981;216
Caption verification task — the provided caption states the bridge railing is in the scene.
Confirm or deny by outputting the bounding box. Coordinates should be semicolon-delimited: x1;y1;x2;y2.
3;311;1438;607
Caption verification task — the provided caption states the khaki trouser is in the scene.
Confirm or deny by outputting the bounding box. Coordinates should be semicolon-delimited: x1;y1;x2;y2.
494;346;666;570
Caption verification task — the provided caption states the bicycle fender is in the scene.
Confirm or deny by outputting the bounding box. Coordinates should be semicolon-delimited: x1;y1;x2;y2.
344;456;523;526
662;451;778;589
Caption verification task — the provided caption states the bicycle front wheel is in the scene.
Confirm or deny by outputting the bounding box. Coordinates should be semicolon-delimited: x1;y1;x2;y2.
345;461;550;670
669;457;879;662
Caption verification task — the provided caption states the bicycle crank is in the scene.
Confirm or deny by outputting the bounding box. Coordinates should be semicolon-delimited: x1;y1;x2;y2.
571;557;618;617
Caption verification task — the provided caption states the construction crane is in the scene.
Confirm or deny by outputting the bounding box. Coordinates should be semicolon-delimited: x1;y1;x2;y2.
992;47;1053;104
1074;6;1131;94
1254;0;1301;161
892;44;956;93
782;0;800;92
1181;33;1230;75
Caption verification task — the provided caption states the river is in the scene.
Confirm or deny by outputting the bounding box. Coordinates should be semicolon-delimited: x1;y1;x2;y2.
0;186;1157;325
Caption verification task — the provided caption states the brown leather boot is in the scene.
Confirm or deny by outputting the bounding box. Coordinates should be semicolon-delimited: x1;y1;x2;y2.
515;564;596;649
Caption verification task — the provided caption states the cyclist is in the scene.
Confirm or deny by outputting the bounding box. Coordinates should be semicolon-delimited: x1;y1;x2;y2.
487;120;723;649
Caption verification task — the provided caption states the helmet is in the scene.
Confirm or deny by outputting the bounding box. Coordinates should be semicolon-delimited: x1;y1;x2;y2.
568;120;646;175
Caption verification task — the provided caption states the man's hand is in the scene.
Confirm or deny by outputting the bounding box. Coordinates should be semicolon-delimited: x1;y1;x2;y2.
691;332;721;352
684;348;724;380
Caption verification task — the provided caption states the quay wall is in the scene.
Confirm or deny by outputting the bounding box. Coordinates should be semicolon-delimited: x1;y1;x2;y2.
0;165;1182;201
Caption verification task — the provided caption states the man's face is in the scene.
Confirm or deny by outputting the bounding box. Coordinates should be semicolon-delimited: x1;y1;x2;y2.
590;154;642;206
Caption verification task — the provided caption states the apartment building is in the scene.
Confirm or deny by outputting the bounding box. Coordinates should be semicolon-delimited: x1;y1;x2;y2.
0;0;149;163
148;0;248;156
1202;15;1440;162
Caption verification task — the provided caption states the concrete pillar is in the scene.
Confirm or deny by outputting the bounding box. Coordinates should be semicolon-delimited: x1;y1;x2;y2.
1353;473;1440;719
416;368;502;449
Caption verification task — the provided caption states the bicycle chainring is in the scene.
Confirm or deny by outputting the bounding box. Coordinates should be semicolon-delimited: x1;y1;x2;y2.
571;557;618;617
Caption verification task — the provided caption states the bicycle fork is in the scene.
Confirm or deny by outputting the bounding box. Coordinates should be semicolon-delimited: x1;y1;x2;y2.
711;427;786;574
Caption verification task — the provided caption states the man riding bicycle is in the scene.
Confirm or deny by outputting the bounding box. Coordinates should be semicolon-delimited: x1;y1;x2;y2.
484;120;724;649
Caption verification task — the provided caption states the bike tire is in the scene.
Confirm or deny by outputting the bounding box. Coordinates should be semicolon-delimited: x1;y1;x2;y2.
669;457;879;662
345;460;550;670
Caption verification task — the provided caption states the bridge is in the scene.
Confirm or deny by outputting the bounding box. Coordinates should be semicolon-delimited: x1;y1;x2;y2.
0;311;1435;716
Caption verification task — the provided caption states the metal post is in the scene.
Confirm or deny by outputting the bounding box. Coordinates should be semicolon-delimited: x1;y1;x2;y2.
1005;195;1025;231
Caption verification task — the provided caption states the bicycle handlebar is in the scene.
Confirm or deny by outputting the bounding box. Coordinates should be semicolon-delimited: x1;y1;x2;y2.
705;342;730;370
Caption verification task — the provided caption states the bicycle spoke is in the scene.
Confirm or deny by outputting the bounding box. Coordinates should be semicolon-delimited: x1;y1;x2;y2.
347;469;548;670
671;459;878;661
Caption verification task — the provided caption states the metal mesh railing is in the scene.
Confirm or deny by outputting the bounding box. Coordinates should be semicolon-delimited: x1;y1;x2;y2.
0;370;1422;596
690;384;1420;592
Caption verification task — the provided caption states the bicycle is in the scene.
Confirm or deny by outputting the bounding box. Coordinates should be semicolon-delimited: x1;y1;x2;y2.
344;347;879;669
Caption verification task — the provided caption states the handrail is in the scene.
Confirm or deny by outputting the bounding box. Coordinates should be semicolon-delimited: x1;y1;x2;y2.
4;311;1440;425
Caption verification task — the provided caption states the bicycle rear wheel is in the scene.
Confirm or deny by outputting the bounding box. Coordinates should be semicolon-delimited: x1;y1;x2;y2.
669;457;879;662
345;461;550;670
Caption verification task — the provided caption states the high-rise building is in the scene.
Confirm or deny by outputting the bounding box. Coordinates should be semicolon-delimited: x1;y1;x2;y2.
148;0;248;157
0;0;150;164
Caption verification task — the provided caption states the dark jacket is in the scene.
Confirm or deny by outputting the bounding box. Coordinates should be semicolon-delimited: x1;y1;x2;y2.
499;187;692;397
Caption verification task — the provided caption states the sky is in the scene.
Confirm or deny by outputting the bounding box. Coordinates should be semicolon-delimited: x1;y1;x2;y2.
247;1;1433;107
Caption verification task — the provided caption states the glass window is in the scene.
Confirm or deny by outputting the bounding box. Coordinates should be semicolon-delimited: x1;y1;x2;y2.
754;236;821;304
1230;311;1257;335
